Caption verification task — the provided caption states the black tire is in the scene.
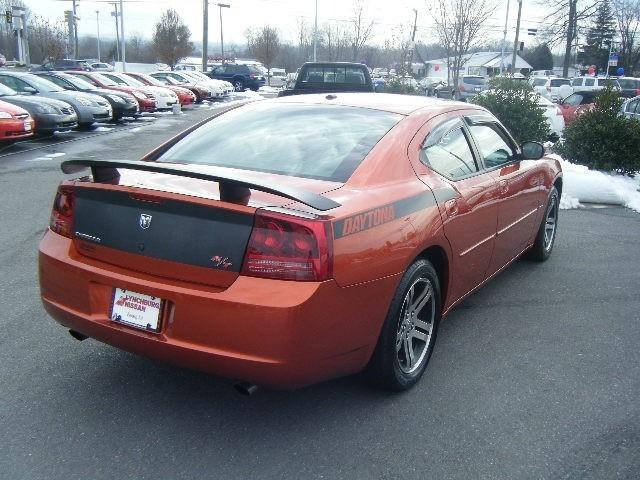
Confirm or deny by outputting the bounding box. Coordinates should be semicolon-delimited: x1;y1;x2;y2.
233;79;245;92
528;187;559;262
365;259;441;391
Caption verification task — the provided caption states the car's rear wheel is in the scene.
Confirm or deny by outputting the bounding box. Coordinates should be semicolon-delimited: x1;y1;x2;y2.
366;259;441;391
233;79;245;92
528;187;559;262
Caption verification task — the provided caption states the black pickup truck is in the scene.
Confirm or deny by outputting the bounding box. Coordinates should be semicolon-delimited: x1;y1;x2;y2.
278;62;374;97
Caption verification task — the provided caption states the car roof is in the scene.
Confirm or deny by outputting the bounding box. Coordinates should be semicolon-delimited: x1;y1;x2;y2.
273;92;484;115
301;62;368;68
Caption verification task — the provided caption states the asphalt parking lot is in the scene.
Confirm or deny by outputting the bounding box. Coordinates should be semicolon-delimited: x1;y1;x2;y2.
1;100;639;480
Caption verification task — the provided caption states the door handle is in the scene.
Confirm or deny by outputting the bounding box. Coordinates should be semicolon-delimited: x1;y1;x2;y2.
445;199;458;216
498;179;509;194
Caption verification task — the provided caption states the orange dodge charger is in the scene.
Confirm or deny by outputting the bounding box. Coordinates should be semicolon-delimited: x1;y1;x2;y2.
39;94;562;391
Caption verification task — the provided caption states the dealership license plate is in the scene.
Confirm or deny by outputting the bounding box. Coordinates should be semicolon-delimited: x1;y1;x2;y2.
24;121;31;131
111;288;162;332
474;87;481;91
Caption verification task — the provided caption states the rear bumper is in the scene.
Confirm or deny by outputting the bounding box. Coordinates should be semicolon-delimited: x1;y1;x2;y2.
39;231;398;389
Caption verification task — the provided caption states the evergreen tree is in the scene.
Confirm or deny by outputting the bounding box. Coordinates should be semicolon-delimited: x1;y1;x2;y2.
578;0;616;71
522;43;554;70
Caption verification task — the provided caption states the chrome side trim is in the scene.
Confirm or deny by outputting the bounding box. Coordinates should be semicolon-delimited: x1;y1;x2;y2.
459;233;496;257
497;207;538;236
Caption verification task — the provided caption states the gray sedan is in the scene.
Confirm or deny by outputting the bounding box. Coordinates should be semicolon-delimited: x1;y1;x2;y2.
0;71;112;128
620;95;640;120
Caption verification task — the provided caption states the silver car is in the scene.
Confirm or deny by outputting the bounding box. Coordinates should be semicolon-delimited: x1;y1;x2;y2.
0;71;112;128
620;95;640;120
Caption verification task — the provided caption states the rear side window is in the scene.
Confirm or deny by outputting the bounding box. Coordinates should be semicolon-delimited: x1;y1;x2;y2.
421;126;478;179
585;78;595;86
158;103;402;182
572;78;583;86
550;79;571;87
627;99;639;113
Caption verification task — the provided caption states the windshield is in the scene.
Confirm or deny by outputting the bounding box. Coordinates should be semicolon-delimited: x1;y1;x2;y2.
59;73;97;90
618;78;640;89
158;103;402;182
132;73;160;86
25;75;64;92
532;78;547;86
0;82;16;96
91;73;119;86
117;74;144;87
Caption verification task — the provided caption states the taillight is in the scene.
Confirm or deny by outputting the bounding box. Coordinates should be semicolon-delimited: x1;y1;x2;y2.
241;210;333;281
459;84;465;92
636;88;640;95
49;185;75;238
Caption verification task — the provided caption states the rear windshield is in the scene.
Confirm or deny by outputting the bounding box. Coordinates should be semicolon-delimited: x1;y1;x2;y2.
550;79;571;87
532;78;547;86
618;78;640;89
158;103;402;182
300;66;367;86
462;76;485;85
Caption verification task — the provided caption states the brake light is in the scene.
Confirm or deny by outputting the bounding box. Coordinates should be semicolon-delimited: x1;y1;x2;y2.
49;185;75;238
249;73;257;78
459;84;465;92
241;210;333;281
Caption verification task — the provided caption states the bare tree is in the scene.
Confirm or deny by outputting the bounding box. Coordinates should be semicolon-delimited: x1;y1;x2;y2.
431;0;495;87
152;9;193;69
612;0;640;74
27;15;67;64
540;0;598;76
350;0;374;62
247;26;281;84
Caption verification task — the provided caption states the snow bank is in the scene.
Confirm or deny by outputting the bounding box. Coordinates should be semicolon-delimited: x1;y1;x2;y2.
548;154;640;213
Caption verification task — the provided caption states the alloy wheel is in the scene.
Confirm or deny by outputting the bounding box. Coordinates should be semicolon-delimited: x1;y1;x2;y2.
395;278;436;374
544;195;558;251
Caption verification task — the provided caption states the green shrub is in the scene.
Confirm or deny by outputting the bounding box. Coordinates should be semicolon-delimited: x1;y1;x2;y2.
384;78;421;96
554;86;640;175
470;78;550;144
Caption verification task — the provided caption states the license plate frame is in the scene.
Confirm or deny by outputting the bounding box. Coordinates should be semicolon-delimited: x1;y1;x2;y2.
111;288;163;333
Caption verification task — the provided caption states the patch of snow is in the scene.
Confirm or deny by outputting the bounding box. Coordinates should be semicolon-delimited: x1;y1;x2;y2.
26;157;50;162
130;127;142;133
548;154;640;213
45;152;66;158
94;126;113;132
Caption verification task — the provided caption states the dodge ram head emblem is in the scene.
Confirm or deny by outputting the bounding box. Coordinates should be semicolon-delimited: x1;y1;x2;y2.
139;214;153;229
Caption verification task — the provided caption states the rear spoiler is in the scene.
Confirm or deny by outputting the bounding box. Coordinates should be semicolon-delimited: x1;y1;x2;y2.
61;159;341;212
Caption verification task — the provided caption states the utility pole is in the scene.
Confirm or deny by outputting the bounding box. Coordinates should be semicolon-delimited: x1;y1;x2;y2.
500;0;511;74
96;10;101;61
510;0;522;74
313;0;317;62
72;0;78;59
119;0;126;70
217;3;230;61
407;8;417;76
202;0;208;71
111;3;120;62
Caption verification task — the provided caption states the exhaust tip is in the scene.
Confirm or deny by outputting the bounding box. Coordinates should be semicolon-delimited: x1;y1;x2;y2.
233;381;258;396
69;329;88;341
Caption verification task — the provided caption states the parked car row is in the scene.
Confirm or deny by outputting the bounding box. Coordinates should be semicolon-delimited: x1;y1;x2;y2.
0;69;235;140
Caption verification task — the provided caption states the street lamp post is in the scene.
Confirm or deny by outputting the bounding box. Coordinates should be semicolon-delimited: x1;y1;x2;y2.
96;10;101;62
217;3;230;61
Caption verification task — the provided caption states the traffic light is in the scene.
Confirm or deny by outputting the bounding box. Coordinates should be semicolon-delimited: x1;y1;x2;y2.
519;41;524;51
5;10;11;24
64;10;73;23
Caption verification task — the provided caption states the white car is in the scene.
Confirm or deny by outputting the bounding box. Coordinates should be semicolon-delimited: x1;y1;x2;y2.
100;72;179;110
529;76;550;95
181;71;234;96
537;94;565;139
571;76;620;93
90;62;114;72
541;77;572;102
266;68;286;87
150;71;225;99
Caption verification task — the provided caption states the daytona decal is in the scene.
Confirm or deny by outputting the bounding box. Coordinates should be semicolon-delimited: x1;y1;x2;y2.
334;193;436;239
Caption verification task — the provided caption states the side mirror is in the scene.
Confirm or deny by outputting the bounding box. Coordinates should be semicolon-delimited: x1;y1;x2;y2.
23;86;37;94
521;141;545;160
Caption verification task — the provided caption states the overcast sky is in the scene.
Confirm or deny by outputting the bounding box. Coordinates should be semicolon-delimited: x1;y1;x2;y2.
26;0;548;47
